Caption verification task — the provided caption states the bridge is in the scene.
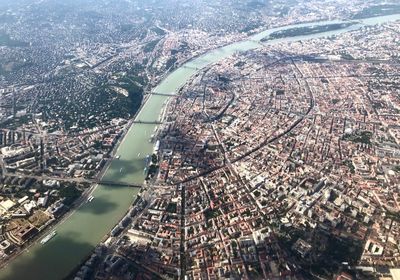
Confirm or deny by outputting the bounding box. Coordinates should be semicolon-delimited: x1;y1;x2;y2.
182;65;200;71
97;180;142;188
249;39;262;44
132;120;162;125
0;173;142;188
150;92;176;97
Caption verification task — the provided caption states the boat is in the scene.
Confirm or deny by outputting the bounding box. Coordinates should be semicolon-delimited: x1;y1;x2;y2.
119;168;123;173
87;195;94;202
116;155;120;159
145;154;151;165
40;231;56;244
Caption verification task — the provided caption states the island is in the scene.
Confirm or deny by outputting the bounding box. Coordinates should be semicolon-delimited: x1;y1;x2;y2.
261;22;356;41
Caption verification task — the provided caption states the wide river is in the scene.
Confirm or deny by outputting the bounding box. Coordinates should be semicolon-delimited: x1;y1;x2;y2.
0;14;399;280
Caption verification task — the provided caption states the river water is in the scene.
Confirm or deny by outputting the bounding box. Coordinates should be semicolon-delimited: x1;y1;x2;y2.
0;14;399;280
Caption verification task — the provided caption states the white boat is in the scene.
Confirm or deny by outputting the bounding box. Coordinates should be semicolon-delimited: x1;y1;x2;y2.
87;195;94;202
116;155;120;159
119;168;123;173
40;231;56;244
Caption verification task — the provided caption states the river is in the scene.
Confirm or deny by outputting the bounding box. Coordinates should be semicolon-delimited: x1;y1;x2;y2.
0;13;399;280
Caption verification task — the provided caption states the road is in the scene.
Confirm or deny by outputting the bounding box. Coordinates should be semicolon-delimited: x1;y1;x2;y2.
1;171;96;184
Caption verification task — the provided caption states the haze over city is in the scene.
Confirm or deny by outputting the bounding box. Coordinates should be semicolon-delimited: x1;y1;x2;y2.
0;1;400;280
